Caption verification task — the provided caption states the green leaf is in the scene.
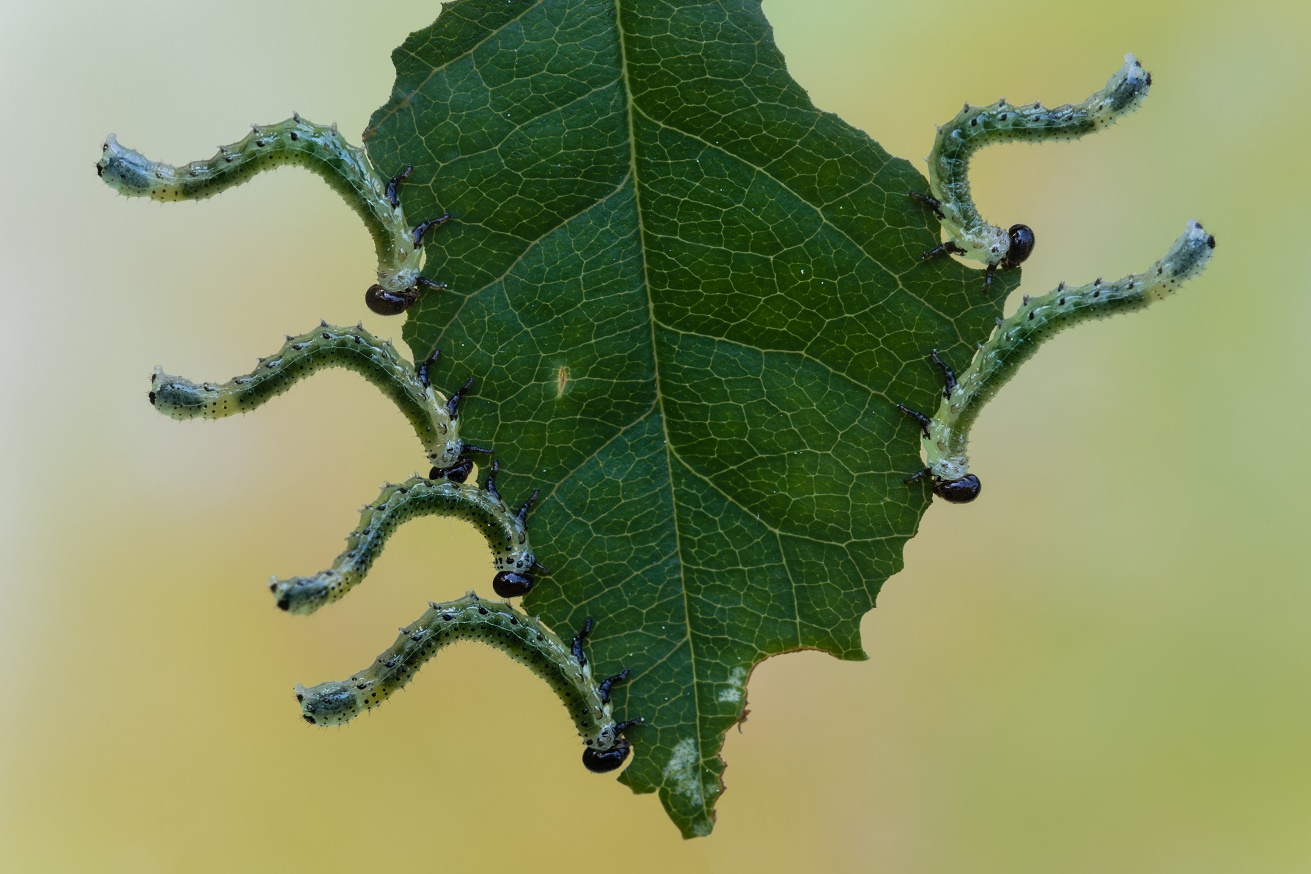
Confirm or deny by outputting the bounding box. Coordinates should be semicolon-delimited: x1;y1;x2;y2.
364;0;1014;837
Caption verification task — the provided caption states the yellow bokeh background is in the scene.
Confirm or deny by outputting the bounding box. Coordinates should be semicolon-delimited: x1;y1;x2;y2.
2;0;1307;870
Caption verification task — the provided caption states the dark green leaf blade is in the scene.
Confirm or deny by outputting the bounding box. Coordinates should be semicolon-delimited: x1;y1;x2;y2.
365;0;1012;836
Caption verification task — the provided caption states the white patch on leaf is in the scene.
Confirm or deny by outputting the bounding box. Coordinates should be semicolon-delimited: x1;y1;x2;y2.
662;738;704;807
717;666;747;703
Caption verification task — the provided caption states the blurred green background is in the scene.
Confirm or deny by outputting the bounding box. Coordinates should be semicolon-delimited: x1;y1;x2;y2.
1;0;1307;870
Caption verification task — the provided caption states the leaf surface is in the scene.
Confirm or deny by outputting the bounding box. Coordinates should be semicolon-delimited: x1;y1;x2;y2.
364;0;1013;836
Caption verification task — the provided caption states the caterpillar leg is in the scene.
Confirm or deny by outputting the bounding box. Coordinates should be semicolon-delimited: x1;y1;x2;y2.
909;190;945;220
416;347;441;388
269;468;540;614
930;349;957;398
921;241;967;261
293;593;640;773
96;117;450;316
385;164;412;209
896;403;932;437
571;617;595;667
446;376;476;419
147;322;474;473
598;669;630;705
412;213;452;247
900;221;1215;506
903;468;931;486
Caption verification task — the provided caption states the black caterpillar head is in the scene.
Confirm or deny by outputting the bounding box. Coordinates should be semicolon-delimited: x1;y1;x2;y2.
431;459;474;483
933;474;981;504
364;285;418;316
492;571;535;598
582;738;631;773
1001;225;1035;269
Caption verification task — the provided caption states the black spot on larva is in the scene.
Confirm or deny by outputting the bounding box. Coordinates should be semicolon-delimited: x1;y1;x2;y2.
295;691;304;702
302;715;316;724
1206;235;1216;249
148;391;156;404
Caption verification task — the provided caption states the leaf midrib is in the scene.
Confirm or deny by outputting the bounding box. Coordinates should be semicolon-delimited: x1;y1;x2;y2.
611;0;713;824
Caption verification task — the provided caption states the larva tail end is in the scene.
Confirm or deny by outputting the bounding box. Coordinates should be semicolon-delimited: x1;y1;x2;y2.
1103;54;1152;116
147;369;214;419
297;680;361;726
269;575;334;615
1160;221;1216;285
97;134;161;195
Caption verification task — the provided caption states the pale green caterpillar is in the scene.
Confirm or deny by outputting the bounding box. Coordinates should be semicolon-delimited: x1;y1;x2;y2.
147;322;492;479
270;463;545;612
296;592;640;772
898;221;1216;502
96;114;447;314
912;55;1152;292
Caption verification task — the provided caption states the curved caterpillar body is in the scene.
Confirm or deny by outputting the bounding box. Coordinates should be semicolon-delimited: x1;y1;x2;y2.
913;55;1152;292
148;322;485;477
296;593;640;773
899;220;1216;502
271;464;542;614
96;115;447;314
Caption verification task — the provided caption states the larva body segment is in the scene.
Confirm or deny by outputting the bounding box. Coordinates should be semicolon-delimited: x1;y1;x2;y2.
919;55;1152;279
97;117;445;310
295;594;638;771
270;474;537;614
904;221;1216;500
148;323;468;471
